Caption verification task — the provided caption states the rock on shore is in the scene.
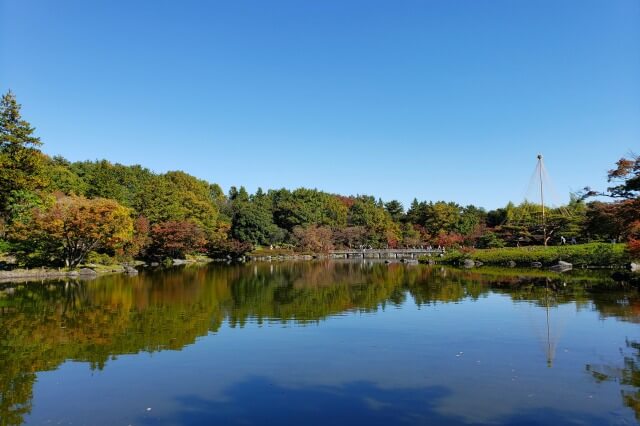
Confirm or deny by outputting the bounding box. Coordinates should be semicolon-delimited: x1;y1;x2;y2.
549;261;573;272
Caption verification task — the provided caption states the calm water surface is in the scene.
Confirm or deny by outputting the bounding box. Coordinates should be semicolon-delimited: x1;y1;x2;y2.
0;261;638;425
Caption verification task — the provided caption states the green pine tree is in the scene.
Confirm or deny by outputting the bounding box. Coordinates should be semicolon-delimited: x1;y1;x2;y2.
0;90;46;223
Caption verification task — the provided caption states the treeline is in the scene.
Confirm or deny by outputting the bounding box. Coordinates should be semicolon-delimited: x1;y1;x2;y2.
0;90;638;267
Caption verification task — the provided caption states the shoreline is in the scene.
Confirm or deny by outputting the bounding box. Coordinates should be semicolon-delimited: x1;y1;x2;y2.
0;258;213;283
1;253;637;285
0;265;132;283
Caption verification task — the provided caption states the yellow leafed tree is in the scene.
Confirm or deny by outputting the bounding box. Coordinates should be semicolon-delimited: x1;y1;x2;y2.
13;195;134;267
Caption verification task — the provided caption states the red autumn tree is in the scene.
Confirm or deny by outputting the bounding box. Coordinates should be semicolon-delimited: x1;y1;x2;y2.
627;218;640;260
333;226;366;249
121;216;151;259
434;232;464;248
293;225;334;253
148;220;206;259
583;154;640;259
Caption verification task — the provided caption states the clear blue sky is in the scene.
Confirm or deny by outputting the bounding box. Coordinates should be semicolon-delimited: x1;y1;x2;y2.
1;0;638;209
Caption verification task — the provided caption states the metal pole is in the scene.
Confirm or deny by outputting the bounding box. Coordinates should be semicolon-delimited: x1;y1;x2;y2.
538;154;547;247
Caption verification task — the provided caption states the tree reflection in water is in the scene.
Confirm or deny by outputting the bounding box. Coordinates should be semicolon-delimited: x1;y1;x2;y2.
0;262;638;425
586;339;640;420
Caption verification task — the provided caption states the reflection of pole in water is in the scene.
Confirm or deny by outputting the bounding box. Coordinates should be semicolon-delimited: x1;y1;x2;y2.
542;278;560;368
545;283;552;367
526;278;562;368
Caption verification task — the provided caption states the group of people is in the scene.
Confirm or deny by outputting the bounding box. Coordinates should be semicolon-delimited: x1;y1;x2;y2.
559;236;577;245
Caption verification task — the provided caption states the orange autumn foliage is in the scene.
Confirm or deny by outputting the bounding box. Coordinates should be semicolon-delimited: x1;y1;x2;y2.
14;195;133;267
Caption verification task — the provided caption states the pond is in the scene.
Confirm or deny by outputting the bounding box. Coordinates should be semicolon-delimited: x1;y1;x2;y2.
0;261;638;425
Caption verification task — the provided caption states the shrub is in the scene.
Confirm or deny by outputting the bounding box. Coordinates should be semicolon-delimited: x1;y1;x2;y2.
85;251;117;266
208;239;253;259
0;239;11;253
477;232;505;249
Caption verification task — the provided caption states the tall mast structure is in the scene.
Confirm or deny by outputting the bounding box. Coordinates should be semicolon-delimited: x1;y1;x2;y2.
537;154;547;247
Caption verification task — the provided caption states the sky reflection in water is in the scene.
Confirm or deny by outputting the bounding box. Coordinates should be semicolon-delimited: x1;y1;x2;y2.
0;261;638;425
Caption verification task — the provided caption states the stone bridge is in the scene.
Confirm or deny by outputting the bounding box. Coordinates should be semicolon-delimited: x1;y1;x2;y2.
328;248;444;259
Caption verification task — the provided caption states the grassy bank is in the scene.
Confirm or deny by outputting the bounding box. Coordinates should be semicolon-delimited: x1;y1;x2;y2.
421;243;630;267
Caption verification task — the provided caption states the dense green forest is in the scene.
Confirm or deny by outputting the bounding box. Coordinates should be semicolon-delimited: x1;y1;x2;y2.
0;90;638;267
